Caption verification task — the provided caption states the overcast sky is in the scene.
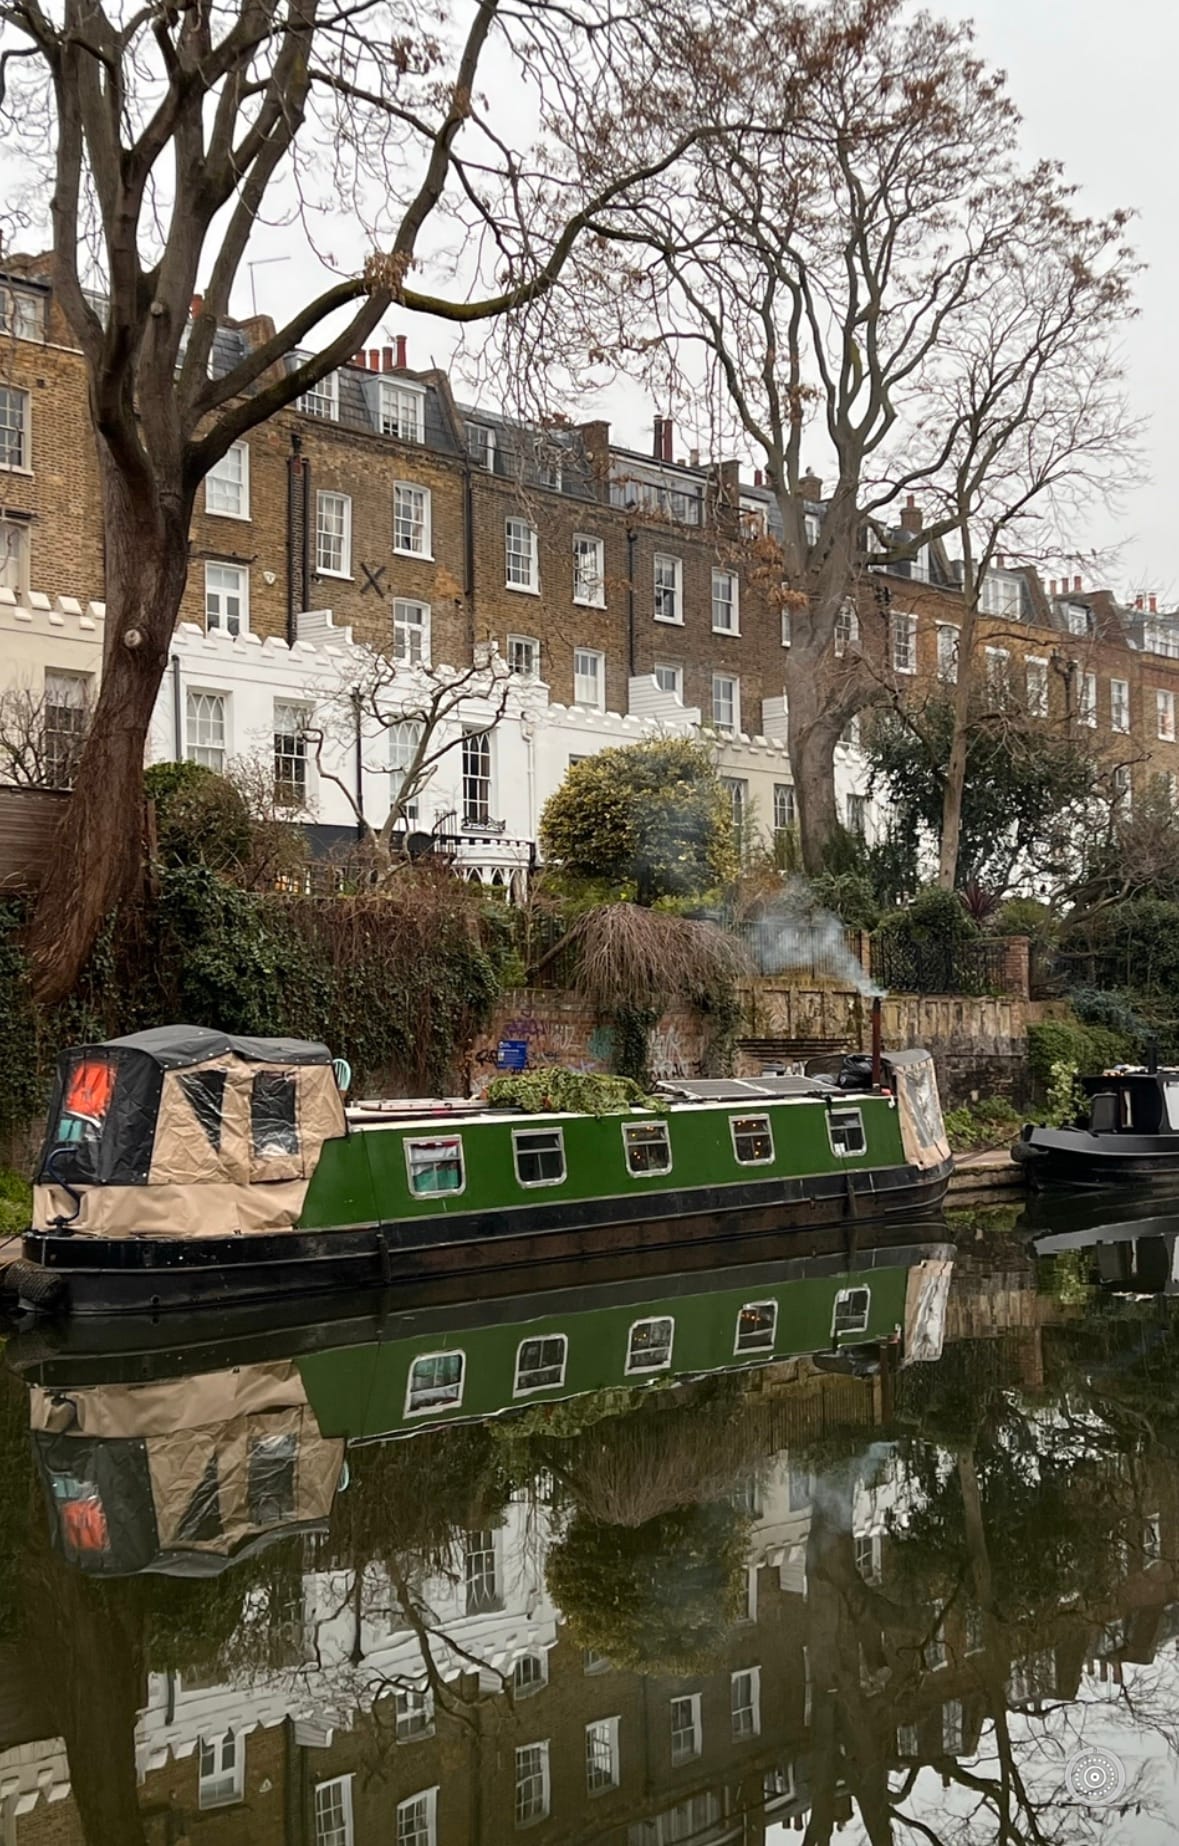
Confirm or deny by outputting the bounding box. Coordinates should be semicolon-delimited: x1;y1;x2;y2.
234;1;1173;601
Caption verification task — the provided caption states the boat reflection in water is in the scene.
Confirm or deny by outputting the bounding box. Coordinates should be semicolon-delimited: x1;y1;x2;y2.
1021;1187;1179;1298
5;1215;1179;1844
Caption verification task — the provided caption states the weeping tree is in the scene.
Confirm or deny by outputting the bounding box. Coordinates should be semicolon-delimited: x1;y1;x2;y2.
518;0;1137;873
0;0;759;1003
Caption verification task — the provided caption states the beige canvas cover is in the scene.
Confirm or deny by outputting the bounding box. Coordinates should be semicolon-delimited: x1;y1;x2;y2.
30;1359;311;1436
903;1258;954;1364
33;1051;346;1237
890;1052;951;1171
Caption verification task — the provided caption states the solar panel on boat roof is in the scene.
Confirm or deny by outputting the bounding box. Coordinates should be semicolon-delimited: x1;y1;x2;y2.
657;1078;818;1101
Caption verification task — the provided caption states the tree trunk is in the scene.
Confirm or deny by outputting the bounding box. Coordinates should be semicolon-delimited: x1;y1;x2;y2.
26;456;191;1004
787;656;843;876
936;601;979;889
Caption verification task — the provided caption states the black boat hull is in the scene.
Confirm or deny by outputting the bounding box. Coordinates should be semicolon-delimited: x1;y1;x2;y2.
1013;1129;1179;1188
10;1157;953;1317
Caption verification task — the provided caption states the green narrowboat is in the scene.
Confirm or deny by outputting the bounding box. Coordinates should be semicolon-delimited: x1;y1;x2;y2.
12;1231;955;1574
14;1025;952;1318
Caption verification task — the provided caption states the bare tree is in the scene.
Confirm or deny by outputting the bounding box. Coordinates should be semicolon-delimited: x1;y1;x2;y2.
305;643;513;883
0;0;757;1000
0;679;90;788
522;0;1138;876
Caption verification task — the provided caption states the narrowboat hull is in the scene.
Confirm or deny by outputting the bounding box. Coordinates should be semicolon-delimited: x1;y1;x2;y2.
1012;1128;1179;1188
12;1155;953;1318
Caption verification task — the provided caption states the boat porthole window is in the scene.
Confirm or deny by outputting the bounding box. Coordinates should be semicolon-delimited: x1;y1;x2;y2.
405;1350;466;1414
405;1135;465;1196
828;1108;866;1158
622;1121;672;1176
513;1127;567;1187
734;1301;778;1354
625;1316;674;1373
515;1334;568;1393
832;1287;871;1338
731;1114;774;1165
251;1071;299;1157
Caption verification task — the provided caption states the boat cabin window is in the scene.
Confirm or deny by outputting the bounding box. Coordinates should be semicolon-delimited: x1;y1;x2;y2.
1090;1091;1118;1133
248;1431;297;1524
1165;1083;1179;1131
405;1350;465;1414
513;1127;566;1187
731;1114;775;1165
515;1334;568;1393
405;1135;465;1196
626;1316;674;1373
251;1072;299;1158
734;1301;778;1354
623;1121;672;1176
180;1069;227;1151
828;1108;866;1158
832;1287;871;1338
178;1452;224;1542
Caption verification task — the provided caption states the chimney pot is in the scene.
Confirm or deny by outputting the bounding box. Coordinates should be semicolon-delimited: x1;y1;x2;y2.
689;447;700;467
382;347;394;372
652;416;663;460
1074;575;1082;593
1150;594;1158;614
395;334;407;369
368;348;380;371
1135;594;1145;611
753;468;764;487
1049;580;1056;596
899;497;923;535
662;419;674;463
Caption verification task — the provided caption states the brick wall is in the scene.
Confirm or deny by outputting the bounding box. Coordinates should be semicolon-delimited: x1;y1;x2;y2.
466;989;706;1089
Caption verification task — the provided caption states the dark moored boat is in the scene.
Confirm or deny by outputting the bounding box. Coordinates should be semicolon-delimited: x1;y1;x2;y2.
9;1025;952;1318
1013;1064;1179;1187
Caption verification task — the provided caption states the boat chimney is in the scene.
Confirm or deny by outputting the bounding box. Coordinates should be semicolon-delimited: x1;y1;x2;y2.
1147;1035;1159;1073
871;996;883;1086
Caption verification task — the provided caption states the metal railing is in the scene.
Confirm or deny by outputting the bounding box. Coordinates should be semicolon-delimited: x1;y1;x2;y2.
869;934;1011;996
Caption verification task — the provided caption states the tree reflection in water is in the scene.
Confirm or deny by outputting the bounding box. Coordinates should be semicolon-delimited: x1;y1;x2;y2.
1;1229;1177;1842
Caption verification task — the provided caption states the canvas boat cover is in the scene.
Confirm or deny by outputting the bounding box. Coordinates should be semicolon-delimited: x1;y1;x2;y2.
885;1050;951;1172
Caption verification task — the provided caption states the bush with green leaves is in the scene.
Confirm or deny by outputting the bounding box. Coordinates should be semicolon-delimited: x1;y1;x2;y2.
487;1069;656;1115
994;897;1057;942
145;760;252;872
540;738;736;904
875;883;979;947
1027;1015;1136;1098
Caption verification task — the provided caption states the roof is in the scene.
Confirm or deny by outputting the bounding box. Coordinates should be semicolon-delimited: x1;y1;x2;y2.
98;1026;333;1069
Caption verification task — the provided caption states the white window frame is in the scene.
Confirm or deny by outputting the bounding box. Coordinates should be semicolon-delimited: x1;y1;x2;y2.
514;1652;548;1697
273;700;312;808
625;1315;674;1374
0;385;29;473
832;1286;872;1338
574;647;605;711
1109;677;1129;732
0;516;29;595
394;481;432;557
942;1700;965;1755
711;672;739;733
464;1528;500;1613
395;1786;437;1846
466;422;497;470
514;1333;568;1394
854;1531;883;1585
198;1732;245;1809
1079;670;1097;728
43;670;91;789
404;1135;466;1197
654;661;683;699
205;442;250;519
506;517;539;592
734;1300;778;1354
653;552;683;624
670;1693;702;1766
573;534;606;607
390;718;422;824
315;490;352;577
1026;656;1049;718
462;726;494;825
313;1774;354;1846
621;1121;672;1177
585;1716;621;1794
711;568;739;635
773;783;796;834
395;1689;436;1742
507;634;540;680
301;372;339;421
828;1107;866;1157
514;1740;551;1827
730;1115;775;1167
984;645;1011;699
1158;689;1176;742
404;1350;466;1417
781;608;792;648
1113;763;1132;813
936;623;959;685
0;285;41;341
393;598;431;667
511;1127;567;1189
890;611;917;675
1065;601;1089;637
834;602;859;658
204;560;249;636
186;688;228;772
380;378;426;442
731;1666;761;1740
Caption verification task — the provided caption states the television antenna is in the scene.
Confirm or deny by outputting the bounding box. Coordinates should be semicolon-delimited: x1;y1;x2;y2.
247;256;291;317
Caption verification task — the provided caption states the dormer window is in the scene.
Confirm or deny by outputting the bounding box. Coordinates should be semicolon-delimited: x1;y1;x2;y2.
0;285;42;342
379;378;425;442
978;572;1019;617
909;542;931;584
1065;602;1090;637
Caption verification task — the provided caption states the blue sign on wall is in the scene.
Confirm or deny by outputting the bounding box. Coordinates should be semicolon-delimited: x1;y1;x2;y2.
497;1039;529;1071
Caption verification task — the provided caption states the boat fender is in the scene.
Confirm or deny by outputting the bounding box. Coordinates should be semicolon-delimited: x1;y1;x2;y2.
8;1261;68;1316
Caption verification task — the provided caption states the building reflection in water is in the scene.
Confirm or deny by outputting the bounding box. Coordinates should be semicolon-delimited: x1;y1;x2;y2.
0;1214;1177;1843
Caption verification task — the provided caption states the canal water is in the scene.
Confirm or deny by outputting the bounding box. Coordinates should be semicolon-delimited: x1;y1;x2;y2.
1;1199;1179;1842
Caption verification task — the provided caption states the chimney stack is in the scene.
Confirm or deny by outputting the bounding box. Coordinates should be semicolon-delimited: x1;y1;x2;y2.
899;494;923;535
395;334;407;369
799;470;823;501
1150;593;1158;614
1073;575;1083;593
1135;594;1145;611
661;419;674;463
